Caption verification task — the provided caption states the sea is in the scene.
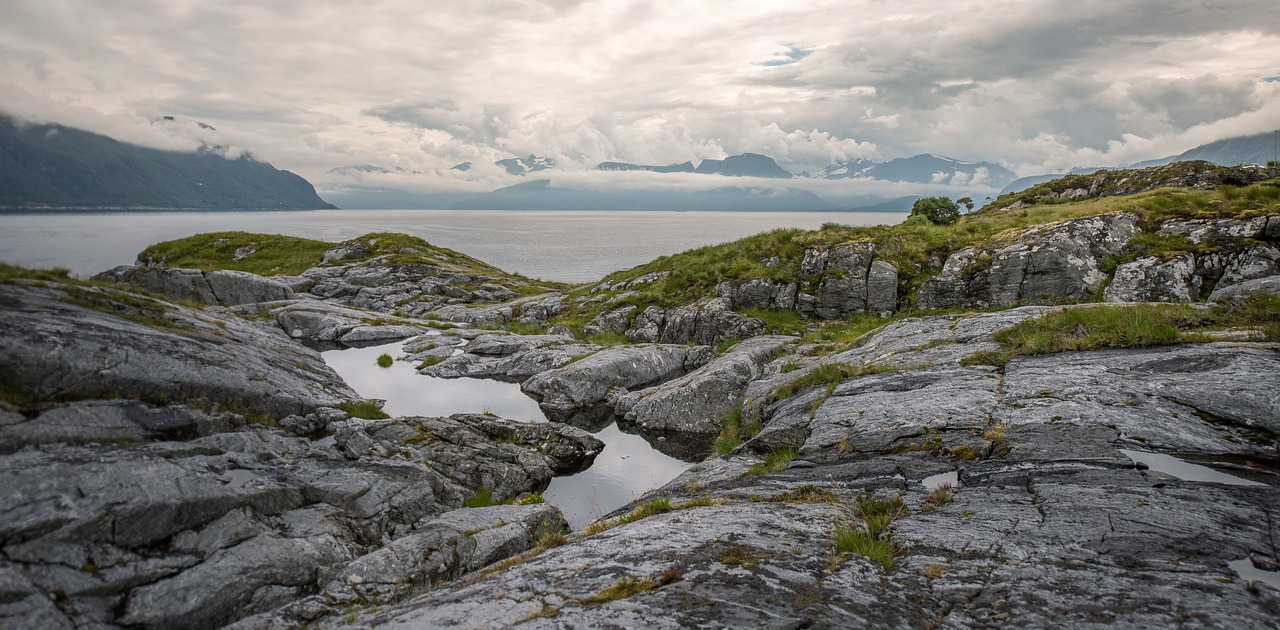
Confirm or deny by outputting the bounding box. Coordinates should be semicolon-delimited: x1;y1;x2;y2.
0;209;908;282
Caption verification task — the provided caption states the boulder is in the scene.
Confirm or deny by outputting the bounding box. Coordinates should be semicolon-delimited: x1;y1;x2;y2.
626;298;766;345
0;282;360;420
93;266;294;306
521;345;713;422
1103;254;1201;302
622;336;794;436
918;213;1140;309
1208;275;1280;302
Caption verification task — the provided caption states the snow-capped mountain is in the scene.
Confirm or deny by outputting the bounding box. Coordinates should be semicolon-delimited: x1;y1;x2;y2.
815;154;1016;188
496;155;556;176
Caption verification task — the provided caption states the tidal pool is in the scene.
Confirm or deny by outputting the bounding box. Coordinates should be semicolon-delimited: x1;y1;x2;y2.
1119;449;1267;487
321;340;693;529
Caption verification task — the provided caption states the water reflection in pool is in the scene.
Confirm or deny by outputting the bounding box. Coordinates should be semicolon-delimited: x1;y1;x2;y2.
321;340;694;530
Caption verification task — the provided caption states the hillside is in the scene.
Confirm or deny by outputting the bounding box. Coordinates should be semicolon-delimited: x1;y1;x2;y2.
0;115;336;210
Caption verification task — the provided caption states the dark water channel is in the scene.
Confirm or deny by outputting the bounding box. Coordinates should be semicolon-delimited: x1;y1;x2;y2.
321;340;693;529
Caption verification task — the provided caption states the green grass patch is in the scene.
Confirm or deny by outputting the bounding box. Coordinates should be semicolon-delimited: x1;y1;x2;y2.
746;447;799;475
580;575;658;605
961;295;1280;367
618;496;672;524
741;308;806;335
337;400;391;419
415;356;447;370
376;353;394;368
138;231;333;276
834;527;898;572
464;487;500;508
713;403;761;455
769;361;929;403
772;484;839;504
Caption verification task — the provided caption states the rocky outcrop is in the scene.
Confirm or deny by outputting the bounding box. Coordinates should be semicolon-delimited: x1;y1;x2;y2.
1103;253;1201;302
521;345;713;425
274;256;522;318
0;281;360;419
315;305;1280;630
918;213;1140;309
0;412;591;630
407;331;600;381
93;266;295;306
716;242;899;318
1209;275;1280;302
618;336;794;437
626;298;766;345
268;300;436;343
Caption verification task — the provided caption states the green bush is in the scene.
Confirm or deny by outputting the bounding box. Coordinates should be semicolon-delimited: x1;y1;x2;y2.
910;197;962;226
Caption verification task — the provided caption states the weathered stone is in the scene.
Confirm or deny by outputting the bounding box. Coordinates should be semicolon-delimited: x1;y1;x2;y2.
622;336;794;436
1158;215;1275;243
521;345;713;422
1208;275;1280;302
1104;253;1201;302
0;282;360;420
918;213;1140;309
0;401;243;453
93;266;294;306
626;298;766;345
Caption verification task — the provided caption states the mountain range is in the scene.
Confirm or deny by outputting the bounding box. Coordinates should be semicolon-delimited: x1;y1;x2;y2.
1000;131;1279;195
0;116;334;210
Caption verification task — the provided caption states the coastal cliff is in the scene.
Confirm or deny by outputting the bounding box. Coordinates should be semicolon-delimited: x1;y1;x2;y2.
1;163;1278;628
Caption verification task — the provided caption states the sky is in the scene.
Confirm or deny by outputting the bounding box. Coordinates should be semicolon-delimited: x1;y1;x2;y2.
2;0;1278;196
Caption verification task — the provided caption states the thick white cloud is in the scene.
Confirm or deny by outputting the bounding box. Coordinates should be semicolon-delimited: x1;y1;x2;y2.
1;0;1277;190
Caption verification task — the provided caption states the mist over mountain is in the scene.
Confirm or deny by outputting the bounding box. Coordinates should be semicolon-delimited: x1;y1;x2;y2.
0;115;335;210
496;155;556;176
1131;131;1279;169
443;179;834;211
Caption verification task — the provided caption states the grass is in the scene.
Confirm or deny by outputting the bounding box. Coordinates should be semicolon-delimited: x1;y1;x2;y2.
546;172;1280;327
137;231;569;294
741;308;806;335
962;294;1280;366
922;484;955;513
746;447;799;475
587;331;629;346
506;321;545;335
580;575;658;605
618;496;672;524
834;495;909;572
772;484;839;504
464;488;500;508
337;400;391;420
713;403;761;455
769;361;929;403
415;356;447;370
376;353;394;368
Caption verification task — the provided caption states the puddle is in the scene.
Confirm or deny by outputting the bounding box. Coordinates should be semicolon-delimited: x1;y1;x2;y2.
223;469;260;489
1228;558;1280;590
322;340;694;531
1120;450;1266;486
322;341;544;420
922;471;959;490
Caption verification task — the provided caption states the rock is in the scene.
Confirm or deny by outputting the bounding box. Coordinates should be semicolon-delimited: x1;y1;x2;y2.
521;345;713;423
626;298;766;345
319;504;566;606
0;401;243;453
1104;254;1201;302
1158;216;1276;243
918;213;1140;309
1208;275;1280;302
622;336;795;437
93;266;294;306
270;300;432;343
0;281;361;421
716;243;898;318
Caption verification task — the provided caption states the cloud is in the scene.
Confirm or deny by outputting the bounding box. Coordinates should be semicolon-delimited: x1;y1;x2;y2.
1;0;1277;189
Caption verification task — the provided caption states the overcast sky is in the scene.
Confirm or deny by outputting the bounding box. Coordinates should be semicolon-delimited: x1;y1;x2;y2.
2;0;1278;193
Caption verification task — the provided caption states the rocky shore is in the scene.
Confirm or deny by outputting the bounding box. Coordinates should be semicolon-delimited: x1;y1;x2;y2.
2;165;1278;628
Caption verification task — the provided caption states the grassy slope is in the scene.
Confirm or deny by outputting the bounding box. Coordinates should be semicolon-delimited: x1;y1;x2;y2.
553;176;1280;325
138;231;569;293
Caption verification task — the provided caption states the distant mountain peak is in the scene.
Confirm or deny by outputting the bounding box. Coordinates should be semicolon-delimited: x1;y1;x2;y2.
497;155;556;176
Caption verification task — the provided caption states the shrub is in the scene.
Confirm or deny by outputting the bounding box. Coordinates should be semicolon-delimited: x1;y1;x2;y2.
910;197;962;226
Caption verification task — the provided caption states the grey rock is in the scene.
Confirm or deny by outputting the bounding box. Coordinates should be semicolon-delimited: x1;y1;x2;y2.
1158;215;1275;243
0;401;243;453
626;298;766;345
272;300;431;342
1208;275;1280;302
622;336;795;436
321;504;565;605
93;266;294;306
522;345;713;422
918;213;1140;309
1104;253;1201;302
0;282;360;421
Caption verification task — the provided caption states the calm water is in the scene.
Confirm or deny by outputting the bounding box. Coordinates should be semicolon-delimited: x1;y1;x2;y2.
0;209;907;283
322;340;693;529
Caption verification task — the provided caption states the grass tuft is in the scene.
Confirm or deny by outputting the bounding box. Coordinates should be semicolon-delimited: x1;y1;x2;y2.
376;353;394;368
337;400;390;419
746;447;799;476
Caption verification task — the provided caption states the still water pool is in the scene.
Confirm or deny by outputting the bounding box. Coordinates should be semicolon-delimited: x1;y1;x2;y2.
321;339;692;529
